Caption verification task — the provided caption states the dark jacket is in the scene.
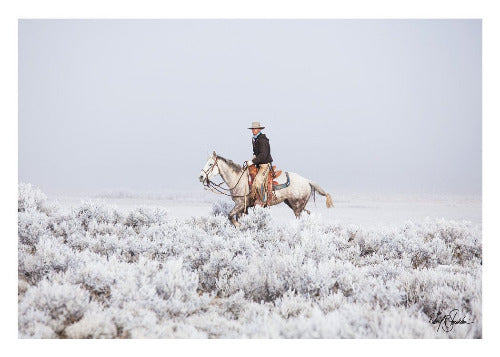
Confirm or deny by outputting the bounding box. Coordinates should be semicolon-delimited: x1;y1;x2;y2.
251;133;273;165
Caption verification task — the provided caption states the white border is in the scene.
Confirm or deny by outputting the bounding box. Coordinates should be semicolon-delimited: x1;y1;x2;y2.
3;0;498;355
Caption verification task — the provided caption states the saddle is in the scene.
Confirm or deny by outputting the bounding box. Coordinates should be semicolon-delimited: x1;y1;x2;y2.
248;164;290;206
248;165;282;190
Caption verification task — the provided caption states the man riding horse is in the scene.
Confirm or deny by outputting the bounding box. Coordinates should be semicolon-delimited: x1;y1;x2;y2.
246;122;273;206
198;122;333;226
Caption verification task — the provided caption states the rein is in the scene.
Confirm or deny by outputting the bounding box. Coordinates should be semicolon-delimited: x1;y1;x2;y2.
202;157;250;199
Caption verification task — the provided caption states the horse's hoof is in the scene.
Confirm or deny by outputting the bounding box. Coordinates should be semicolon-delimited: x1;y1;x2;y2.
231;219;241;229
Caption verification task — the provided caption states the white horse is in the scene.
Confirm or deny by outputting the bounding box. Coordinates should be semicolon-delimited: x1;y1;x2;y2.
199;151;333;227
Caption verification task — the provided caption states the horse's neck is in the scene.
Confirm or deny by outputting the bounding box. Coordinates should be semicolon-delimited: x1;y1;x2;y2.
218;160;246;191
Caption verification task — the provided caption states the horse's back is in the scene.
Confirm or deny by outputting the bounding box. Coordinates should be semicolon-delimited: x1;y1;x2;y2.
287;171;312;189
273;171;311;201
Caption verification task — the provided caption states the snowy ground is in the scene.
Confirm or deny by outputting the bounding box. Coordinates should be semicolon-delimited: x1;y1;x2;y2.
54;191;481;228
18;184;482;338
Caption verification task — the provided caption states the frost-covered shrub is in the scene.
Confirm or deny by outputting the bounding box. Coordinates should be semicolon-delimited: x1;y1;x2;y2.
18;183;56;214
18;184;482;338
69;252;120;306
74;201;122;230
185;214;236;238
275;291;314;319
18;278;30;297
19;235;75;284
125;206;168;231
64;308;118;339
211;199;233;216
239;206;272;232
18;183;60;247
18;211;50;246
19;278;91;338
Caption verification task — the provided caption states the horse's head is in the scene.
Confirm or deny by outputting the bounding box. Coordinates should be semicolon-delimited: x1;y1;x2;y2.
199;151;220;184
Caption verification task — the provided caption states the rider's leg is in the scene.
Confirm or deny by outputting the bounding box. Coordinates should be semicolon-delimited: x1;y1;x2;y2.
252;163;270;205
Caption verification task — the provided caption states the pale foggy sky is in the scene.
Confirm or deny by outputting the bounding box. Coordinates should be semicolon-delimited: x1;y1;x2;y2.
19;20;481;195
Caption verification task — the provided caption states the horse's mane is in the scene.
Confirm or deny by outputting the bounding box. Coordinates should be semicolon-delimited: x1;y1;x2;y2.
217;155;242;172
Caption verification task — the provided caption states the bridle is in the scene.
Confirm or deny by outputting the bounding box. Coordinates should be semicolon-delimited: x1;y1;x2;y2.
201;156;250;198
201;155;219;187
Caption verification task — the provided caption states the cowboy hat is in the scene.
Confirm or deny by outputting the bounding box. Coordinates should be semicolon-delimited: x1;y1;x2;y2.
248;121;265;129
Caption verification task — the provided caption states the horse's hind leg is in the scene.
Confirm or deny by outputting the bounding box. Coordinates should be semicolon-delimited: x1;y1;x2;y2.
284;199;304;218
284;199;296;216
299;197;311;215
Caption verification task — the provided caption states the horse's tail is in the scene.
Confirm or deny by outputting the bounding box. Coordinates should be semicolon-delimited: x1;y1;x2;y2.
309;181;333;208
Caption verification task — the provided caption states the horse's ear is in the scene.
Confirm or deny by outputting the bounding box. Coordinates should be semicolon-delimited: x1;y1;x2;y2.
212;151;216;157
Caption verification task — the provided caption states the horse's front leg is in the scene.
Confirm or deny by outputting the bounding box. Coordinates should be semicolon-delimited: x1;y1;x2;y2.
228;203;244;228
237;205;250;219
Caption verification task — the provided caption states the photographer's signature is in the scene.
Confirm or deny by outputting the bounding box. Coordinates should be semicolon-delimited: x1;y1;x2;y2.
429;308;474;332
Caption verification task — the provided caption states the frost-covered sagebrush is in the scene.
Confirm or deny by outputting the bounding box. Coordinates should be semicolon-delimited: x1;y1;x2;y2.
18;185;482;338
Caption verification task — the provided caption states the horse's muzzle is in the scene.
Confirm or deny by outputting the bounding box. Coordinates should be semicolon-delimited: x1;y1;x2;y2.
198;175;204;183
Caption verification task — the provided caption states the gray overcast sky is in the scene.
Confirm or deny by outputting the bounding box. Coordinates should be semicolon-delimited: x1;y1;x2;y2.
19;20;481;195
